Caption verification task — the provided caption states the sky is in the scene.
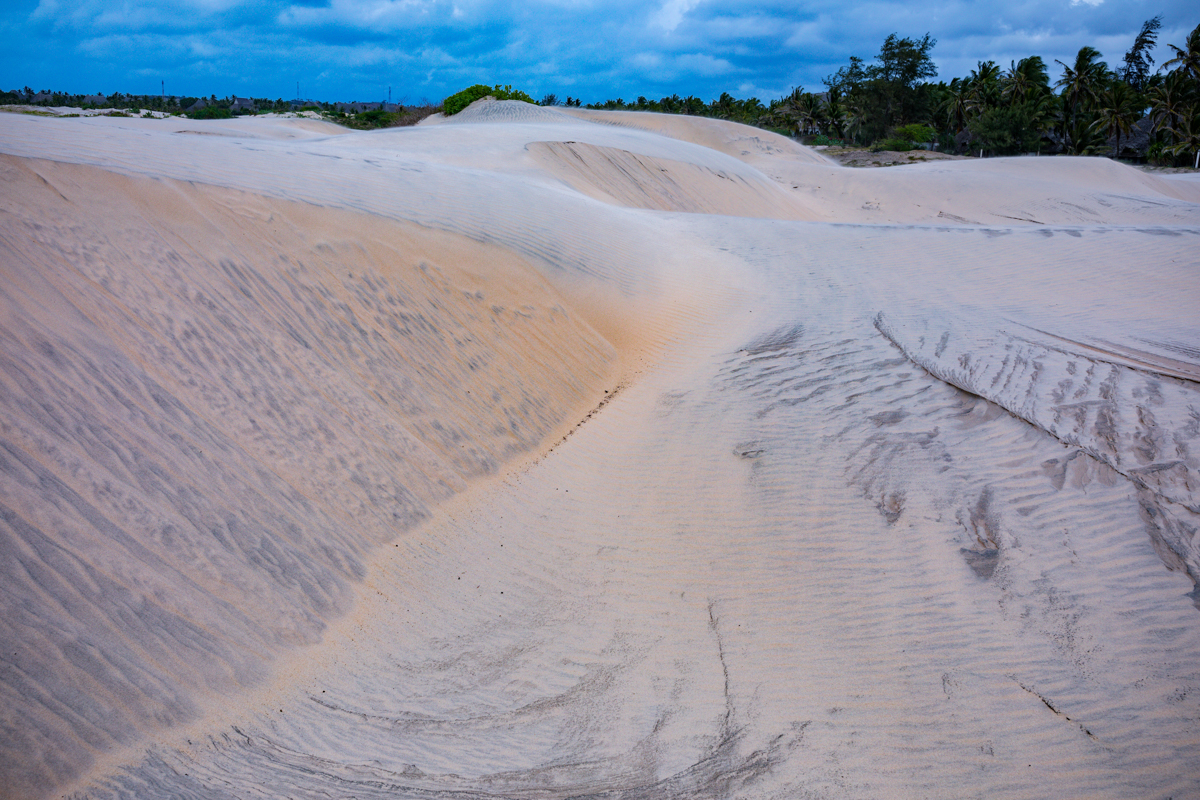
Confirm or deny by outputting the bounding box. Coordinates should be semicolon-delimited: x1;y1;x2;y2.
1;0;1196;104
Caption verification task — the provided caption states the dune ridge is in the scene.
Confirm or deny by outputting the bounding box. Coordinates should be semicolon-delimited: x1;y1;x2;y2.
1;101;1199;799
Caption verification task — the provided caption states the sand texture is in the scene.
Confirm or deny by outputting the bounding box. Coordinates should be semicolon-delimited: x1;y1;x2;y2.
1;99;1199;799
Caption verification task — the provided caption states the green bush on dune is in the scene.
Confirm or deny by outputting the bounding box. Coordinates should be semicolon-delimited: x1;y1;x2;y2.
188;106;233;120
442;84;537;116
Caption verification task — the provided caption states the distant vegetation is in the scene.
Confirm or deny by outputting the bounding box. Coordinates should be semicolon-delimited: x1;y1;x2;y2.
570;20;1200;166
5;19;1198;163
0;87;445;130
329;105;443;129
188;105;233;120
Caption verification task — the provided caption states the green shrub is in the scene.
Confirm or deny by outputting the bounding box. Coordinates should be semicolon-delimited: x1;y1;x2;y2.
811;134;846;147
1147;140;1177;166
873;137;913;152
893;123;934;144
967;105;1041;156
443;84;536;116
346;108;397;129
188;106;232;120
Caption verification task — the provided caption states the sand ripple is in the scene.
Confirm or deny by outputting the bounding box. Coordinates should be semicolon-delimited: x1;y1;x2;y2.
1;102;1198;799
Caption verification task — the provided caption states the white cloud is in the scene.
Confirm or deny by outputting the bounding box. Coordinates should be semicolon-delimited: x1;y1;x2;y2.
12;0;1198;106
278;0;444;30
652;0;700;32
630;51;664;69
675;52;734;76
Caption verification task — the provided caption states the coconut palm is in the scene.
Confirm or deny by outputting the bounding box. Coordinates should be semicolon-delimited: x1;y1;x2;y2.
798;92;823;136
1002;56;1049;104
825;87;848;139
1056;46;1109;151
1064;112;1107;155
1056;46;1108;122
1148;71;1195;138
940;78;971;135
1165;106;1200;168
760;99;790;131
1027;91;1061;136
712;92;736;120
967;60;1002;112
740;97;765;124
768;88;806;134
1090;80;1140;156
844;103;869;145
1161;23;1200;82
1002;60;1033;105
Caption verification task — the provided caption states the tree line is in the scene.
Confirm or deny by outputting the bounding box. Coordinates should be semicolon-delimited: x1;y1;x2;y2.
566;20;1200;166
7;20;1197;162
0;89;302;115
0;88;440;126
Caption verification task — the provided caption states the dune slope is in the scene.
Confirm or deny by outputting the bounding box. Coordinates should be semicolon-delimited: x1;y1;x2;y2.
1;102;1199;799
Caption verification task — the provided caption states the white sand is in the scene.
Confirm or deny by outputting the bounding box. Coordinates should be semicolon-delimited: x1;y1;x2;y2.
1;99;1198;799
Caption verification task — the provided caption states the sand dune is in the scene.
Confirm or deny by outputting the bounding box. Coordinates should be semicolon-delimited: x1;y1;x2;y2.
1;100;1199;799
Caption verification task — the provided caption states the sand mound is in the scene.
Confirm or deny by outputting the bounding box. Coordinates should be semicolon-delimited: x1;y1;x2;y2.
562;107;832;165
528;139;817;219
440;97;578;125
1;107;1199;800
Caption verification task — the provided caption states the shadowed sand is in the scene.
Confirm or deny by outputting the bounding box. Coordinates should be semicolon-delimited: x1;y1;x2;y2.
1;99;1199;799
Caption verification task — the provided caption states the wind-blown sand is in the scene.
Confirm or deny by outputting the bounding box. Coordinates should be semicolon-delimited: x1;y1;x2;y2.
1;98;1199;799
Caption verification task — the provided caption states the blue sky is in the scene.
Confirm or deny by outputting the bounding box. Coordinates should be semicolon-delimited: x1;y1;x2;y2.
2;0;1195;104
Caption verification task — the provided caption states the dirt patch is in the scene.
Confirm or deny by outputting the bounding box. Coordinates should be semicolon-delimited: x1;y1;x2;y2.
819;147;971;168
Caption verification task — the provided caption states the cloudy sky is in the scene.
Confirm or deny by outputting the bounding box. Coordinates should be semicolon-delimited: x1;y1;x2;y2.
2;0;1196;104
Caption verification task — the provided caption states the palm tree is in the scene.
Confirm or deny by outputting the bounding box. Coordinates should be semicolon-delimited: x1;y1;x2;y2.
1056;46;1109;151
1065;112;1106;155
761;99;790;131
1002;56;1049;105
1148;72;1193;139
768;88;806;134
1091;80;1139;156
1025;91;1062;151
967;60;1002;112
1165;106;1200;168
825;87;848;139
1003;61;1032;105
712;92;736;120
940;77;971;135
844;103;869;145
1162;23;1200;82
739;97;765;125
798;92;823;135
1056;46;1107;121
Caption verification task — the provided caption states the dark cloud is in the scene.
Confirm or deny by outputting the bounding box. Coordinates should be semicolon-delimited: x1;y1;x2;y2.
1;0;1196;103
